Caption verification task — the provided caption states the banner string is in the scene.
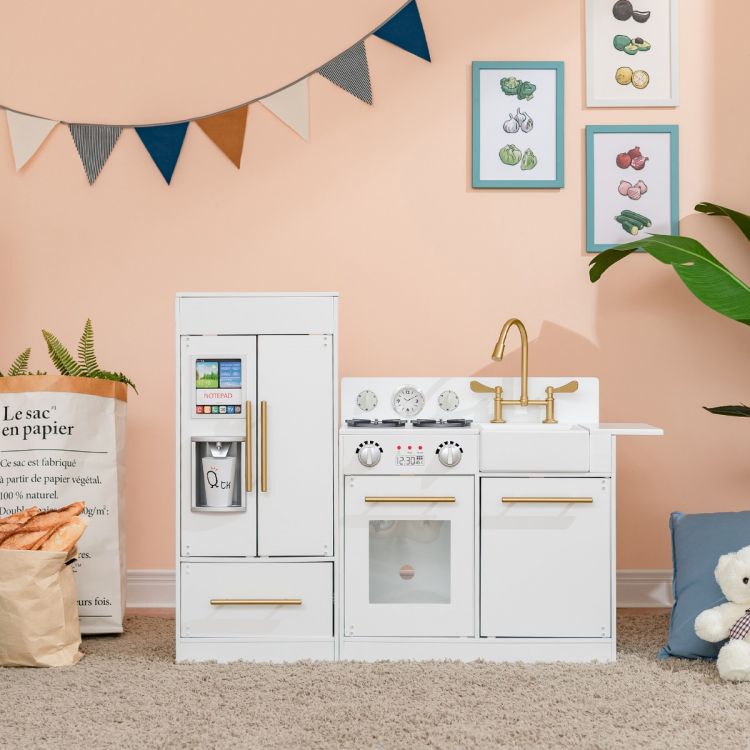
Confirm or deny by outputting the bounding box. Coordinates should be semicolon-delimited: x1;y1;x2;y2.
0;0;414;129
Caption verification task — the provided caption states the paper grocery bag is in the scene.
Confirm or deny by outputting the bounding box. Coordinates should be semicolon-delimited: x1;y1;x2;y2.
0;375;127;634
0;549;82;667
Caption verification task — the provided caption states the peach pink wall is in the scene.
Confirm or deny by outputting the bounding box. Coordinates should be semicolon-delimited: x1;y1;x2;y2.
0;1;747;570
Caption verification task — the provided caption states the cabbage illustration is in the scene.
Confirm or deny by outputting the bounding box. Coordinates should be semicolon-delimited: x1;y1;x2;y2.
500;77;536;101
499;144;522;166
500;77;521;96
520;148;538;171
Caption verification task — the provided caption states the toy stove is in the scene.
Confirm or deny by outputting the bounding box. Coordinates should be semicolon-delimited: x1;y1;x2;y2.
340;378;479;640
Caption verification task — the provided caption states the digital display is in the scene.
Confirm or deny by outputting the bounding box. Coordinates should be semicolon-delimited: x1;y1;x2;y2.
396;455;424;467
195;358;243;414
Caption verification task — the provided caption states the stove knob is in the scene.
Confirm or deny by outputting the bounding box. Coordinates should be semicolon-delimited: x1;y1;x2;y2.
357;443;382;467
437;442;463;468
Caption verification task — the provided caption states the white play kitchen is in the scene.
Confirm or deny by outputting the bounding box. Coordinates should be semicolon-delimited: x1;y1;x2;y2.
176;296;660;663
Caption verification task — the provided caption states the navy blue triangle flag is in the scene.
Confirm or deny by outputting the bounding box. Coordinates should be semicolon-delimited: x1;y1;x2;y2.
135;122;189;184
374;1;430;62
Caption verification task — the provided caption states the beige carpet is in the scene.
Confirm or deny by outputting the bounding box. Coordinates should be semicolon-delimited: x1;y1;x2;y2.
2;612;748;750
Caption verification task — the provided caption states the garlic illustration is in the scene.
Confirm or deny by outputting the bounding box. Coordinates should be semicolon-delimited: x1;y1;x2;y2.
517;108;534;133
503;112;520;134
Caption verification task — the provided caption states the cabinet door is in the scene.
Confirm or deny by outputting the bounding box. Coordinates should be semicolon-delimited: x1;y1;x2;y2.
180;336;257;557
257;335;333;556
481;477;611;638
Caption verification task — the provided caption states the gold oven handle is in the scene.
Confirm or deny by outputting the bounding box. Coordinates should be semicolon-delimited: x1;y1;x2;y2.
365;496;456;503
245;401;252;492
209;598;302;606
260;401;268;493
501;497;593;504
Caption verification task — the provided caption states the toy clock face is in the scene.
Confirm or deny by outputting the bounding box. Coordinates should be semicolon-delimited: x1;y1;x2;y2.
392;386;425;417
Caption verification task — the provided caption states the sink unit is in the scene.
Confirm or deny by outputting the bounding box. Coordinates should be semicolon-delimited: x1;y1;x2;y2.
339;376;662;663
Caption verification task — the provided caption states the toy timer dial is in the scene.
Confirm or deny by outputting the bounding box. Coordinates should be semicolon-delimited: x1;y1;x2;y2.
438;390;459;412
356;390;378;412
357;440;382;467
437;440;463;467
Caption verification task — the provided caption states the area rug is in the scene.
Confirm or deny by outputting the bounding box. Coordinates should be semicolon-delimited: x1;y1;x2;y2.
2;612;748;749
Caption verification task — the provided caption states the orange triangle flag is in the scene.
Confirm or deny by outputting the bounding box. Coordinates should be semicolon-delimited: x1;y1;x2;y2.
196;106;248;168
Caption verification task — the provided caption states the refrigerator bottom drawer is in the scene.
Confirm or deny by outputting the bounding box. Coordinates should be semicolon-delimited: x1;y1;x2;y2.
180;561;333;638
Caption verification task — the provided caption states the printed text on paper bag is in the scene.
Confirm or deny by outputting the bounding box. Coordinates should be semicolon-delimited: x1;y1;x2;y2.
1;405;74;439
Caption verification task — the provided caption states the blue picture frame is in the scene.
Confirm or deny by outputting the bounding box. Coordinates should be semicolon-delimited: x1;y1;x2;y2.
586;124;679;252
472;61;564;189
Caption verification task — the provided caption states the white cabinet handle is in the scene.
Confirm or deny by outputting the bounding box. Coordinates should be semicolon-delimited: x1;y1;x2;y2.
209;598;302;606
501;497;593;504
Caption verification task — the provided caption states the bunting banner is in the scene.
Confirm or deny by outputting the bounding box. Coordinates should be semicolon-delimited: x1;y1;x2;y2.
68;124;122;184
318;41;373;105
260;80;309;141
6;111;57;170
135;122;189;184
373;0;431;61
196;106;248;167
1;0;429;184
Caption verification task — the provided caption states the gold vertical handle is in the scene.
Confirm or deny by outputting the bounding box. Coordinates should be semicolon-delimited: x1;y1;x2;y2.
260;400;268;493
245;401;252;492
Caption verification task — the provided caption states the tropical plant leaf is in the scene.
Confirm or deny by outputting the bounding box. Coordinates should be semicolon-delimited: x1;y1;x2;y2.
42;330;83;376
703;404;750;417
95;369;138;394
589;234;750;326
695;203;750;242
7;348;31;376
77;318;99;376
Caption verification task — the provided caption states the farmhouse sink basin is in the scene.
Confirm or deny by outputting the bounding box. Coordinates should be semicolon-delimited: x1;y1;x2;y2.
478;423;590;473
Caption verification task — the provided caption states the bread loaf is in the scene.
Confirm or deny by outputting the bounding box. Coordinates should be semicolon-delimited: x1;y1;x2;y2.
18;502;85;532
39;516;88;554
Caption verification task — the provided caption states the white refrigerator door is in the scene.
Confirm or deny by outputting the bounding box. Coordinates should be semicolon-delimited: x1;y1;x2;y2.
480;477;611;638
257;334;334;556
180;335;257;557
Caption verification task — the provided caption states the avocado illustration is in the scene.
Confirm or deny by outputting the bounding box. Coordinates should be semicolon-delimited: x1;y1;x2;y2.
613;34;631;51
623;43;639;55
634;37;651;51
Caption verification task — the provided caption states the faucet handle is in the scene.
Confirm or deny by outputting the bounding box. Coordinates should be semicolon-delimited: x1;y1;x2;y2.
470;380;497;394
549;380;579;395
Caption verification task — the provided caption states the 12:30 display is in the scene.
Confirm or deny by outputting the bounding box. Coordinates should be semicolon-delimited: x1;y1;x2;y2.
395;455;424;466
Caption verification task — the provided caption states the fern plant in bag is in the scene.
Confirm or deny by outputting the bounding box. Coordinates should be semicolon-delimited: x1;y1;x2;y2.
42;319;137;392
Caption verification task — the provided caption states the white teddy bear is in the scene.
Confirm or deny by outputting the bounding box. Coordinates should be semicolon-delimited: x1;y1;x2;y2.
694;544;750;682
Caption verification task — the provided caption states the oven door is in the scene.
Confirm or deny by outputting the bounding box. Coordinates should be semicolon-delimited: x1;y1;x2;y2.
344;475;474;637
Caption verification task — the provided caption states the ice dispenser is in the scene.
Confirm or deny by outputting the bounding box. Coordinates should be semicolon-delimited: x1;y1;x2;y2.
192;437;245;511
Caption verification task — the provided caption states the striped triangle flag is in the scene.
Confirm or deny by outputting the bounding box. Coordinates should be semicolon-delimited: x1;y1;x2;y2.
6;110;58;170
196;106;248;168
374;1;431;62
135;122;189;184
68;124;123;184
318;41;372;105
260;79;309;141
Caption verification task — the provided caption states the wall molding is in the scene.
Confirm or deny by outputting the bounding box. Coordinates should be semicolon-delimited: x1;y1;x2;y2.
126;569;674;610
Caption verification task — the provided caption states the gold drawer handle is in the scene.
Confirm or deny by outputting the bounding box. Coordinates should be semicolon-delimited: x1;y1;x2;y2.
365;496;456;503
209;598;302;606
501;497;593;504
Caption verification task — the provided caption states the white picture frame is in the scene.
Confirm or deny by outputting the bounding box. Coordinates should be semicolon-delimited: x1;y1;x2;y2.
586;0;678;107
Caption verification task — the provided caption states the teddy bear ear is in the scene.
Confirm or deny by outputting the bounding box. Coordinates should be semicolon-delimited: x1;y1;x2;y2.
715;552;734;582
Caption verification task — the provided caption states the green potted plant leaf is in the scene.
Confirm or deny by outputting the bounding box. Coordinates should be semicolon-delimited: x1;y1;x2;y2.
589;202;750;417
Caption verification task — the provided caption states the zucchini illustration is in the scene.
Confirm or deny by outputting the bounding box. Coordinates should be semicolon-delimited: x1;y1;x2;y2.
615;215;640;235
620;209;652;227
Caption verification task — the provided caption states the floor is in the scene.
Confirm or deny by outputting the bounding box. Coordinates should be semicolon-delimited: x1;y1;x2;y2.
2;611;748;750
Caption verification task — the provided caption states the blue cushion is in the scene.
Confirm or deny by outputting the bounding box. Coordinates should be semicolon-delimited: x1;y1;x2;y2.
659;510;750;660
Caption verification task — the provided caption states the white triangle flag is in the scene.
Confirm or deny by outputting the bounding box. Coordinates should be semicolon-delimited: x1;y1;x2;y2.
6;110;58;170
260;79;309;141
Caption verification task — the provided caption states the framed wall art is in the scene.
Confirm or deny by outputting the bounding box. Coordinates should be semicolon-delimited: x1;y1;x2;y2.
472;61;564;188
586;0;678;107
586;124;679;252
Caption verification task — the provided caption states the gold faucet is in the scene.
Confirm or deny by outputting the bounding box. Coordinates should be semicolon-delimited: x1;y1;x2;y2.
471;318;579;424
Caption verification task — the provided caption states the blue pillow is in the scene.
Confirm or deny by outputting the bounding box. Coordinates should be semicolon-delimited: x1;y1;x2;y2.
659;510;750;660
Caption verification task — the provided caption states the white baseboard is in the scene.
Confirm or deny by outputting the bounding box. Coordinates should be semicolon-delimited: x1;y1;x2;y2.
126;569;674;610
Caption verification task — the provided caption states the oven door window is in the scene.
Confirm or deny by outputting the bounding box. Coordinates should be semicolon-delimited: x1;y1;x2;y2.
369;520;450;604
